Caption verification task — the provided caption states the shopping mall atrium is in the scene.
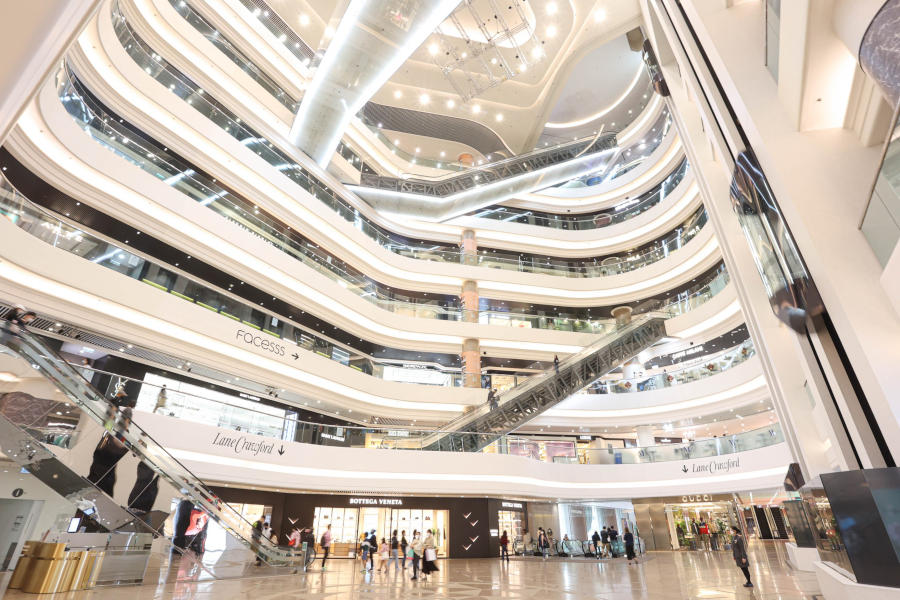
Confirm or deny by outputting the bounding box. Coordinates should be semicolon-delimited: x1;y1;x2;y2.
0;0;898;598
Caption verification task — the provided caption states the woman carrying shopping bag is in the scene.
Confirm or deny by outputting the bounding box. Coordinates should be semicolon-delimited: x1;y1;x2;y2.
421;529;439;580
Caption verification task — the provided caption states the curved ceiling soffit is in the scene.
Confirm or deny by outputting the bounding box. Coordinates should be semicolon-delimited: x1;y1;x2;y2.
361;102;513;157
520;19;645;151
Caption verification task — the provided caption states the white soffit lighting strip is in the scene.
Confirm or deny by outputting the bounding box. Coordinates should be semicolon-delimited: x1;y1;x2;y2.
170;448;787;490
0;260;466;412
673;300;742;339
76;29;460;288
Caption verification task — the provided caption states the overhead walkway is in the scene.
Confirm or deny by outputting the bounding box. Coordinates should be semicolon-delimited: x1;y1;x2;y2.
352;133;619;221
419;314;667;452
0;320;304;567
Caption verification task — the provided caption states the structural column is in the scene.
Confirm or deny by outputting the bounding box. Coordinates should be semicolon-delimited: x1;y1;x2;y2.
460;280;479;323
461;338;482;388
460;229;478;266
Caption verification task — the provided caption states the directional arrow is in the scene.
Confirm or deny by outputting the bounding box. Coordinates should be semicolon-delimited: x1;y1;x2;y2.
292;353;299;360
681;465;688;473
277;445;285;456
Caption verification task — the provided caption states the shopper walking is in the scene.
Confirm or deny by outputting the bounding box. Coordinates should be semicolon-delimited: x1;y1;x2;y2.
624;528;637;564
378;538;389;572
553;355;560;373
410;530;422;580
591;530;601;558
522;529;533;555
608;525;619;557
320;524;332;570
387;530;400;572
421;529;439;580
499;530;510;562
600;526;610;558
401;530;409;570
537;528;550;559
731;527;753;587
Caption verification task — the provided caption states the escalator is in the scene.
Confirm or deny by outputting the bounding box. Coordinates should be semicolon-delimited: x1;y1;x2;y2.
352;132;620;220
0;319;304;567
419;314;668;452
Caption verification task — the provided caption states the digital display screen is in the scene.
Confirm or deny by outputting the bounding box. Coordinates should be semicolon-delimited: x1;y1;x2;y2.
67;517;81;533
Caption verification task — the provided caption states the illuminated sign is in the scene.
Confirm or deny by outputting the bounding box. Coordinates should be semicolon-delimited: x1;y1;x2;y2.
349;498;403;506
501;502;523;509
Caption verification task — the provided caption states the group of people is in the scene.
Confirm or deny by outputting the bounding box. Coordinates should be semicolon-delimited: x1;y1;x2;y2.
589;526;637;563
359;529;438;581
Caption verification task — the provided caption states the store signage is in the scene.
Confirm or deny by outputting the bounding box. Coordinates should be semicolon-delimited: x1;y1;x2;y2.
321;433;345;442
490;529;499;537
349;498;403;506
501;502;523;509
235;328;286;357
239;392;261;402
388;430;410;437
11;488;24;498
401;363;428;369
682;494;713;503
685;457;741;475
671;345;705;360
578;435;592;440
211;432;282;457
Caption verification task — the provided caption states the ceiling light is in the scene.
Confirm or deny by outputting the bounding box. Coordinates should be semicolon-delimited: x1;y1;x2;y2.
546;2;558;15
546;25;557;38
393;139;400;145
440;151;446;157
419;93;430;105
298;13;310;26
428;43;439;56
490;57;498;65
594;8;607;22
393;89;403;99
520;63;528;73
0;373;20;383
471;104;481;114
446;99;455;109
415;147;421;153
531;46;543;59
324;26;335;39
495;113;504;122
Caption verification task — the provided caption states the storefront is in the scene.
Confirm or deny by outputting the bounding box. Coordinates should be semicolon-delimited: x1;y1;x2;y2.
632;494;743;551
209;488;522;559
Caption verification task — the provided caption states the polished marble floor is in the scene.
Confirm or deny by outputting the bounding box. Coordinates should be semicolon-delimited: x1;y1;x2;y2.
2;542;822;600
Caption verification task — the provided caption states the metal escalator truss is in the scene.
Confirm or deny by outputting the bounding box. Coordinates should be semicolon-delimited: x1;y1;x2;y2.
423;315;668;452
358;133;618;197
0;322;303;567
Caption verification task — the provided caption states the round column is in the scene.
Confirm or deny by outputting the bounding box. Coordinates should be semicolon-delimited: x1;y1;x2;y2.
460;280;479;323
611;305;633;325
461;338;482;388
461;229;478;266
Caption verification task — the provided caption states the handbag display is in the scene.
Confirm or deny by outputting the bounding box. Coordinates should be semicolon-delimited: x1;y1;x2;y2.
424;548;437;561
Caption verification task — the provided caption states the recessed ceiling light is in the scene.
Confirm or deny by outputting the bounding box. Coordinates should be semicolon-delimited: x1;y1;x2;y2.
440;151;446;157
546;25;557;38
520;63;528;73
419;93;430;105
546;2;558;15
428;42;439;56
495;113;504;122
298;13;310;26
446;99;456;109
393;139;400;145
531;46;543;59
393;89;403;99
594;8;607;22
415;147;421;153
471;104;481;114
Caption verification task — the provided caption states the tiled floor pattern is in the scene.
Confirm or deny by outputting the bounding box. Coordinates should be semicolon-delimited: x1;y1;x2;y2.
2;542;822;599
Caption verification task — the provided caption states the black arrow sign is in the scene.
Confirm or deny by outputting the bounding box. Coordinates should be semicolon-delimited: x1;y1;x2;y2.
681;465;688;473
277;445;285;456
292;353;299;360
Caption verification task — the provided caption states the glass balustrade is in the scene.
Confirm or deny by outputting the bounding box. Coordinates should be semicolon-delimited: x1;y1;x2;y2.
110;4;689;278
471;158;688;230
582;339;757;395
55;64;725;313
71;363;783;466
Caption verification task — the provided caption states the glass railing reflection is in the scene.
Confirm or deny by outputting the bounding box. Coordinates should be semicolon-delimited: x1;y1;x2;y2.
471;158;688;231
582;339;756;395
113;4;686;275
78;363;784;466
